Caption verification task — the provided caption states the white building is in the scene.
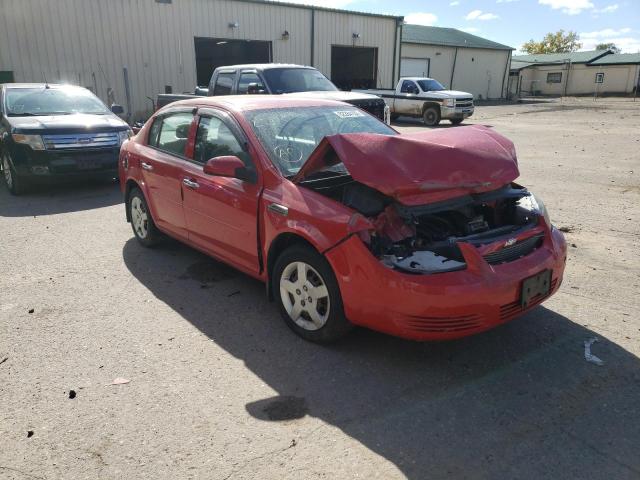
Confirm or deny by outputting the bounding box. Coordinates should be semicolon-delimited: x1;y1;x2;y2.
510;51;640;97
0;0;402;118
400;25;513;100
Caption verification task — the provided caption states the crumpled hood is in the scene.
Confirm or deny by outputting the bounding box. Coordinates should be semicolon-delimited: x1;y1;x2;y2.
8;113;128;133
285;91;382;102
292;125;518;205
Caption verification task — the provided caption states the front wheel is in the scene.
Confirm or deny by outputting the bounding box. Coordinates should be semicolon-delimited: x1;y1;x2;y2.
450;118;464;125
2;152;27;195
423;106;441;127
273;245;353;343
128;188;162;247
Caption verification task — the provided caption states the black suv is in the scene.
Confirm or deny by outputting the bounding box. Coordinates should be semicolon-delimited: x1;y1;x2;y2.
0;83;132;195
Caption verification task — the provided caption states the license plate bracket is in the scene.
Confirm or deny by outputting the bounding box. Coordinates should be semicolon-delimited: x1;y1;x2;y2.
521;269;552;308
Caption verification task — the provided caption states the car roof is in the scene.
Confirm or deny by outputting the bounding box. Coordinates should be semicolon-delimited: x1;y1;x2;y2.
1;83;89;90
164;95;353;113
214;63;315;72
400;77;435;82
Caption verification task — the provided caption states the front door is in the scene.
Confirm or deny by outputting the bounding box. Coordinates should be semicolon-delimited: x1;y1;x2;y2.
181;109;261;275
140;110;194;240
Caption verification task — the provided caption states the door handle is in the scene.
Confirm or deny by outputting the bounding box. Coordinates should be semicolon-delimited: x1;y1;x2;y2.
141;162;153;171
182;178;200;189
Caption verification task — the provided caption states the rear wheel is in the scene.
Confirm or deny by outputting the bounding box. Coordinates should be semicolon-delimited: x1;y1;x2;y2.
423;106;441;127
128;188;161;247
2;152;27;195
450;118;464;125
390;113;399;122
273;244;353;343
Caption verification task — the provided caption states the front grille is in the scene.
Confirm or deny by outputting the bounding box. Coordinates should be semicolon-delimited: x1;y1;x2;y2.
500;278;558;321
42;132;120;150
483;233;544;265
347;98;386;121
455;98;474;108
403;313;484;333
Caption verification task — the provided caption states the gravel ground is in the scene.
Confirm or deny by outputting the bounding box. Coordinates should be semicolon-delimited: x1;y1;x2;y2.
1;98;639;480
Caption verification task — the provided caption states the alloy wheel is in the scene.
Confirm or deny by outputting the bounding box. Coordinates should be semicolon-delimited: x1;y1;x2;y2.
130;196;149;239
279;261;330;331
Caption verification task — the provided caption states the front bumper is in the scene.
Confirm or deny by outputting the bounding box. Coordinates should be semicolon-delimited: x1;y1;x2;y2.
11;145;120;179
441;106;474;120
325;224;567;341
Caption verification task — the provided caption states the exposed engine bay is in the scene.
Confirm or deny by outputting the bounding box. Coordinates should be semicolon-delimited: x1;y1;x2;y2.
300;173;544;274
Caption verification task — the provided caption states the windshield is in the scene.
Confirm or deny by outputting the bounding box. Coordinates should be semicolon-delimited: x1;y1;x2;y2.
417;79;446;92
4;87;110;116
262;68;338;94
246;106;396;176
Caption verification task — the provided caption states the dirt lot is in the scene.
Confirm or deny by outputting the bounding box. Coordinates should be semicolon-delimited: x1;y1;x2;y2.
1;98;639;480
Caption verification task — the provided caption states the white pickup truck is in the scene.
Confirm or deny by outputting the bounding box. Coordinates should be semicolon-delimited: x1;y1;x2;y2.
354;77;474;126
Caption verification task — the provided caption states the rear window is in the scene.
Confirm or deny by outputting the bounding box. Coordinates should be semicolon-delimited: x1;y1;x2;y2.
214;73;235;95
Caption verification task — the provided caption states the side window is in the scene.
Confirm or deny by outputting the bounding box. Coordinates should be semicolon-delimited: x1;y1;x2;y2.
401;81;418;94
213;73;235;95
546;72;562;84
194;116;251;167
238;73;265;94
150;112;193;156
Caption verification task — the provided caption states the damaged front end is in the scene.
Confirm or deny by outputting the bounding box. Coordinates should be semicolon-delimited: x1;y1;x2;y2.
301;177;548;274
294;126;551;274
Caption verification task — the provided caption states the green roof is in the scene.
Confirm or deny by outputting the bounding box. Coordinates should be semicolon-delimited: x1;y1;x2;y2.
402;25;513;51
510;59;534;70
588;53;640;65
512;50;610;65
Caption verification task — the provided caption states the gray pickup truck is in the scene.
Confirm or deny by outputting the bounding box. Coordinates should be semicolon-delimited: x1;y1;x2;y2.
157;64;390;124
354;77;474;126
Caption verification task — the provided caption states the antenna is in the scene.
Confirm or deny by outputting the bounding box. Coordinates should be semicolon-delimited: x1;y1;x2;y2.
42;71;50;88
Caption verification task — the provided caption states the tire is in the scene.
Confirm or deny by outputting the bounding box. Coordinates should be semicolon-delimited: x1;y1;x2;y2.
390;113;399;122
273;244;353;343
450;118;464;125
422;106;441;127
2;152;27;195
128;187;162;247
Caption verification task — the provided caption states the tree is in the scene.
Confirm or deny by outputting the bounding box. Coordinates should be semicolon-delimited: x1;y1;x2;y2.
521;30;582;54
595;42;621;53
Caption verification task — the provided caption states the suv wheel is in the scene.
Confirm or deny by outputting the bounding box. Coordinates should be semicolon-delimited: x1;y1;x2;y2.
2;153;26;195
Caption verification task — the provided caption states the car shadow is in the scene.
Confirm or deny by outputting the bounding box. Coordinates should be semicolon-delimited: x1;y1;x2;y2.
0;179;122;217
391;117;467;128
122;238;640;479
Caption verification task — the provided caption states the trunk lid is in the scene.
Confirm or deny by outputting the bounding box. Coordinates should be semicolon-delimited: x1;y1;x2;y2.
292;125;519;205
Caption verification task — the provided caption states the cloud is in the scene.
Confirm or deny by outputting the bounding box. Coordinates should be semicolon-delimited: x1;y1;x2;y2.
405;12;438;26
579;28;640;52
593;3;618;13
465;10;499;20
450;1;460;5
538;0;594;15
496;0;519;3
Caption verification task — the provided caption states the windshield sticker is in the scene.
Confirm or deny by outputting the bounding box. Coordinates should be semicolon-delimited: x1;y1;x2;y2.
334;110;365;119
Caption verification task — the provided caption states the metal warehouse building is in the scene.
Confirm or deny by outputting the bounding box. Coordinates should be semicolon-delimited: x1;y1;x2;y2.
0;0;402;119
400;25;513;100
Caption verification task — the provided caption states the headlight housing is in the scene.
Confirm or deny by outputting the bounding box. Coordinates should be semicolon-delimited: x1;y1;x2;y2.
12;134;45;150
443;98;455;107
118;129;133;146
519;193;551;226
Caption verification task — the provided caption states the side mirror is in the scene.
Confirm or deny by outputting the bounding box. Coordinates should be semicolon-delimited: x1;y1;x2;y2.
247;83;266;95
111;104;125;115
203;156;255;182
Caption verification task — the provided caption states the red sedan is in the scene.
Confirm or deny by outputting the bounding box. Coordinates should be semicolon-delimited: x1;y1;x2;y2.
119;96;566;343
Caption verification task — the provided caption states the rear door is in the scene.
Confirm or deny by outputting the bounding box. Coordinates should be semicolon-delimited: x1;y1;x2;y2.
139;109;194;240
181;108;262;275
395;80;422;115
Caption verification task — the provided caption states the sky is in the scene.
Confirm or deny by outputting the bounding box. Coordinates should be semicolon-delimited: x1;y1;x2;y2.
283;0;640;54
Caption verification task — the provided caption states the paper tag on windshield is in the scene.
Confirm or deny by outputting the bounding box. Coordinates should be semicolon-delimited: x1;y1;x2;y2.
334;110;365;118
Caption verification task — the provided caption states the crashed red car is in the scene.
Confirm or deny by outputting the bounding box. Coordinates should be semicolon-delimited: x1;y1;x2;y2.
119;96;566;343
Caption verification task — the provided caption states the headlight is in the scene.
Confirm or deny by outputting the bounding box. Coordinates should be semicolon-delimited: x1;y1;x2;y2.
12;134;45;150
519;193;551;226
443;99;455;107
118;129;133;146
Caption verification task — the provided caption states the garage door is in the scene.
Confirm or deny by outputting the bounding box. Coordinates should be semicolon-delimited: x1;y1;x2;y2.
331;46;378;90
400;58;430;78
